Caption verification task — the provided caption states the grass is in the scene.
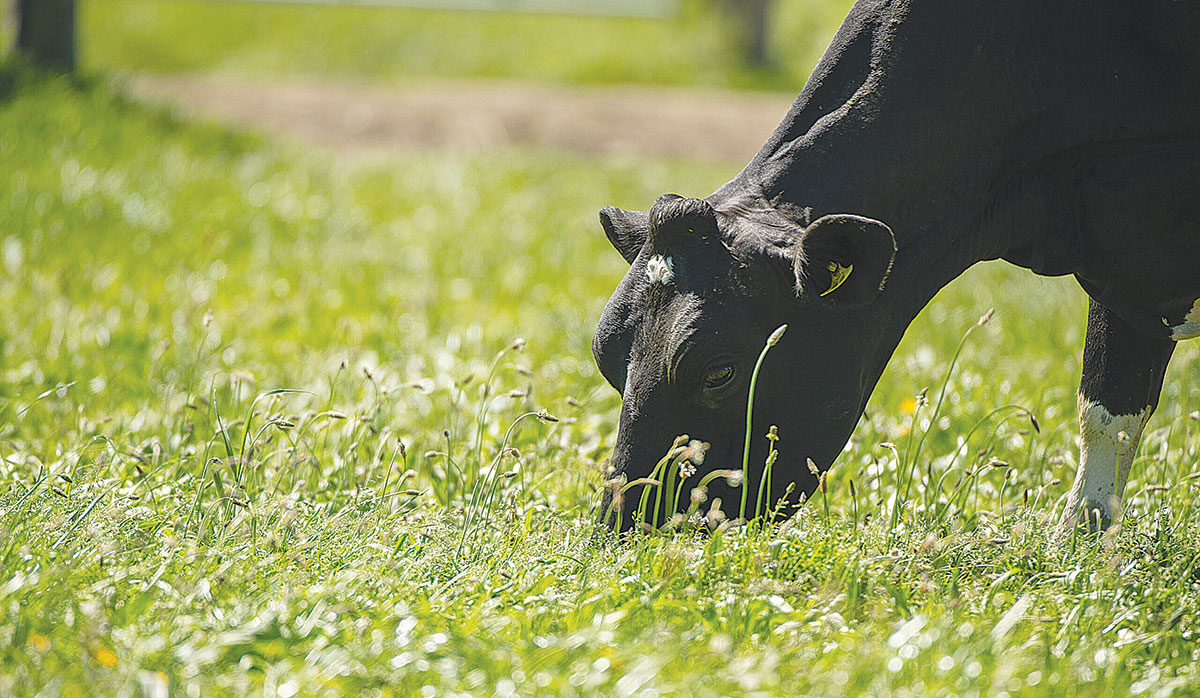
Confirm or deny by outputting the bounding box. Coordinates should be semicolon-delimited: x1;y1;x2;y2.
1;65;1199;696
75;0;853;91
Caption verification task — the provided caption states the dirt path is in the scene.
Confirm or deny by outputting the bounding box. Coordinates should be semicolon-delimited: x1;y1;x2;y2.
125;74;796;163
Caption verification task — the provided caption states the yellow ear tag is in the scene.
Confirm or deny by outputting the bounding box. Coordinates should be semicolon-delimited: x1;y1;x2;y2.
820;261;853;297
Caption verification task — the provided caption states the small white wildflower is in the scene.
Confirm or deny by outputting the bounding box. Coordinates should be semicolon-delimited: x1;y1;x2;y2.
725;470;744;487
679;462;696;478
645;255;675;285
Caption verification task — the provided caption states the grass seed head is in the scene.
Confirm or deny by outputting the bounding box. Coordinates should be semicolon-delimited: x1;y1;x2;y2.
706;498;726;529
919;532;938;553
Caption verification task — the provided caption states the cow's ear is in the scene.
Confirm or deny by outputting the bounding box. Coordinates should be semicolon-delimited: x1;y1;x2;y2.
600;206;649;264
793;214;896;306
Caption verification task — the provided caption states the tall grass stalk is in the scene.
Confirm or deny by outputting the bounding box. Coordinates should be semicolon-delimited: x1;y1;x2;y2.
457;409;551;559
890;310;992;539
739;324;787;522
472;344;513;479
753;426;779;524
928;405;1033;522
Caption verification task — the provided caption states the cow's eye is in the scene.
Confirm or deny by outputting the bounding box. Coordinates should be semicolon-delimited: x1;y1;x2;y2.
703;364;735;390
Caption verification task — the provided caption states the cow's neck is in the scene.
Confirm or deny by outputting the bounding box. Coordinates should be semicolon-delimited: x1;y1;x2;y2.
717;0;1169;331
719;2;1053;325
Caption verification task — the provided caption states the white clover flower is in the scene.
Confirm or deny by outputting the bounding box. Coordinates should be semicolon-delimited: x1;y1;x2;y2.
679;461;696;478
687;439;708;465
726;470;745;487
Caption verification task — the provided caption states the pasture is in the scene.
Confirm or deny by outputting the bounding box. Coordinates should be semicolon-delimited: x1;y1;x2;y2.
2;8;1199;694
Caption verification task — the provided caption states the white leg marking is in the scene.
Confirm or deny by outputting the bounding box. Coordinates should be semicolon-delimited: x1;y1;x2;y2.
1060;397;1150;530
1167;298;1200;341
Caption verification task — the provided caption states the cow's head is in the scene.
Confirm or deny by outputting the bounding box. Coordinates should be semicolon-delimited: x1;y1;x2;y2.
593;194;896;530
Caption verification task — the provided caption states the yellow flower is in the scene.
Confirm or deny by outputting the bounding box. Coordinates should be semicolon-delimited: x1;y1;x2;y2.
899;396;917;415
92;645;118;668
28;632;50;653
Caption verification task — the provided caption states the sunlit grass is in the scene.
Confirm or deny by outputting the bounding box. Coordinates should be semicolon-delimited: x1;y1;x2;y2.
1;66;1198;696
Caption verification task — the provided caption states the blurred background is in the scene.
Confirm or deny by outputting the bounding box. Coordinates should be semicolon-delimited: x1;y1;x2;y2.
1;0;857;161
5;0;852;86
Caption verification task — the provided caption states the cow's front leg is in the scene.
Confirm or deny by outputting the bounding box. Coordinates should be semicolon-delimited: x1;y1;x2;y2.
1057;299;1175;537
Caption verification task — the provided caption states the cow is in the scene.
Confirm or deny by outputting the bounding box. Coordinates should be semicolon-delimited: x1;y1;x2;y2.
592;0;1200;537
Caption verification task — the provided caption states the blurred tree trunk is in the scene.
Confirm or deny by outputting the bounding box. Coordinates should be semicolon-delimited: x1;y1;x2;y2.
17;0;77;71
720;0;772;66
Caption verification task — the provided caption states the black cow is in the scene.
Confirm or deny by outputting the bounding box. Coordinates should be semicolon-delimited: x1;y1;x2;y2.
593;0;1200;536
